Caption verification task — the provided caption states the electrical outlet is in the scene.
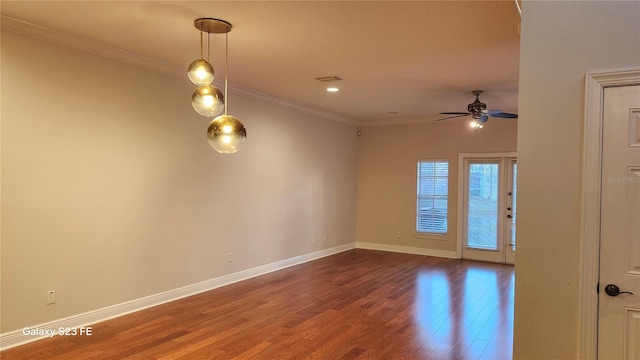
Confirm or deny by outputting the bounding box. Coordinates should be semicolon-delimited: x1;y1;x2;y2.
228;252;233;262
396;231;401;238
312;236;316;243
323;234;327;242
46;290;56;305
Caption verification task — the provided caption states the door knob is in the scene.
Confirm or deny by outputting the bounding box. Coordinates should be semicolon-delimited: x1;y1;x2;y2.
604;284;634;297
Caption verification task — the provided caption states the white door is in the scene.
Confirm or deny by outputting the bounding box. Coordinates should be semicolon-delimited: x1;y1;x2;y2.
459;154;517;264
598;85;640;359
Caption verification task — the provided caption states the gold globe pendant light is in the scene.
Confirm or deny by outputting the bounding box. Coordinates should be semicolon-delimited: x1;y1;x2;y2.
187;59;215;85
192;84;224;117
187;23;215;85
187;59;214;85
188;18;230;117
207;114;246;153
207;28;246;154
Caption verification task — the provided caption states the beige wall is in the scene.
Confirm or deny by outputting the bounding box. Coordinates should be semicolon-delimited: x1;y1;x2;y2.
514;1;640;358
5;2;639;354
0;30;357;333
356;119;517;253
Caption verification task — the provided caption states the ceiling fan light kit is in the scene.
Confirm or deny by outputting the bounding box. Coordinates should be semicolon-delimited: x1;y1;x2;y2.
189;18;246;154
470;115;489;130
438;90;518;130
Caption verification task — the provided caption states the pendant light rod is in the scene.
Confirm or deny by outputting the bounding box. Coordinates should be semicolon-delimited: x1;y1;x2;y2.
224;31;228;115
199;31;204;59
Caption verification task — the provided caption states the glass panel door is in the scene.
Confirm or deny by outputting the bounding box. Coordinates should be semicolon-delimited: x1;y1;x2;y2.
467;163;500;250
461;155;517;264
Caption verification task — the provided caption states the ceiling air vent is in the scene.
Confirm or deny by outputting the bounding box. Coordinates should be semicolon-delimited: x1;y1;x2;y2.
315;75;343;82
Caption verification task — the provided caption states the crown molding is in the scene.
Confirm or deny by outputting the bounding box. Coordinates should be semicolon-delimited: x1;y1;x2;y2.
227;85;358;125
0;15;358;126
0;15;185;77
361;115;451;127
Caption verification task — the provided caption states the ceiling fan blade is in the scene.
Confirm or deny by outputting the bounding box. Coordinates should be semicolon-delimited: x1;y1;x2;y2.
439;112;470;115
436;114;470;121
482;109;502;115
490;112;518;118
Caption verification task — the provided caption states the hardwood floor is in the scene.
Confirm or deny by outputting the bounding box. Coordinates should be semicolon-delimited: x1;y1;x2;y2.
1;249;514;360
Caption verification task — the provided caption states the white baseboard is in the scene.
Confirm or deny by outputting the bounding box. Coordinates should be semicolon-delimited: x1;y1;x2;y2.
356;242;459;259
0;243;355;351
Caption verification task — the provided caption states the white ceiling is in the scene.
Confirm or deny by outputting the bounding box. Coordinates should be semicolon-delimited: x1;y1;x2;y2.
0;1;521;125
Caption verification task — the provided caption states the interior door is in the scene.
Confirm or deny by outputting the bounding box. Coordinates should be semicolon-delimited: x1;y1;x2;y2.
460;155;517;264
598;85;640;359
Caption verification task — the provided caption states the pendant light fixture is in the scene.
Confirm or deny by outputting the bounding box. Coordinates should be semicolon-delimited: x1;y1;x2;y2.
192;84;224;117
189;18;246;154
187;29;214;85
205;22;246;153
188;18;227;118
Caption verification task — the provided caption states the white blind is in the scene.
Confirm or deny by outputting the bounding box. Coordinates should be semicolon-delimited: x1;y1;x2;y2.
416;161;449;234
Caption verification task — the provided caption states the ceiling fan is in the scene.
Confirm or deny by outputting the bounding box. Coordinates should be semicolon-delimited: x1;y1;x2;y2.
438;90;518;129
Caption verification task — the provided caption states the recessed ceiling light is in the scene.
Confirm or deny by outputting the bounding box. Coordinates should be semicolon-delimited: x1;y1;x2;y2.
327;87;339;92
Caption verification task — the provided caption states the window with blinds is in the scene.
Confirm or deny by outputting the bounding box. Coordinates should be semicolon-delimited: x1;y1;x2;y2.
416;161;449;234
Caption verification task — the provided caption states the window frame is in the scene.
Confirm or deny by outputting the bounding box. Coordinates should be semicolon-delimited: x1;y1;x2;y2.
415;159;449;239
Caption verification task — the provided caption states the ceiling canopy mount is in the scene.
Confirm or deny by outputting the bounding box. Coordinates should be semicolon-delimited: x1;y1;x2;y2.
194;18;232;34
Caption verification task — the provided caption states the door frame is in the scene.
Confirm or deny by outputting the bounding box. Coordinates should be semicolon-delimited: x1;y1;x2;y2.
456;152;517;262
581;68;640;359
505;157;517;265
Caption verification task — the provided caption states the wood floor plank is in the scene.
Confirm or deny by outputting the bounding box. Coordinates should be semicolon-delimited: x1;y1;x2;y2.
1;249;514;359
